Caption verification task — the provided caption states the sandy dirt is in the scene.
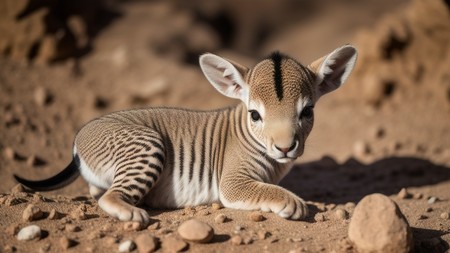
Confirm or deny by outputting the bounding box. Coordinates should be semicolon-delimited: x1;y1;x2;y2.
1;0;449;252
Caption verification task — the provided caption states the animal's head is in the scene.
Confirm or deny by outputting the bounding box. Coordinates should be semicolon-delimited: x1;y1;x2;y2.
199;45;357;163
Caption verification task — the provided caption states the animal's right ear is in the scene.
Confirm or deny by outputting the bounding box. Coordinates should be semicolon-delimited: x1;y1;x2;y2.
199;53;249;102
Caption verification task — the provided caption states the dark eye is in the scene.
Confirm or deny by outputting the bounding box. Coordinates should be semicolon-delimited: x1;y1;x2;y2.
300;106;314;119
249;110;261;122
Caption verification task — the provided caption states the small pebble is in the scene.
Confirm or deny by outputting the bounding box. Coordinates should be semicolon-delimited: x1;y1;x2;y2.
397;188;411;199
211;203;222;210
353;140;370;157
3;147;16;160
412;192;423;199
242;236;253;245
161;236;188;252
418;214;428;220
257;230;270;240
11;184;24;193
70;208;86;220
48;209;62;220
135;234;157;253
17;225;41;241
118;240;136;253
234;225;243;233
214;214;228;224
39;242;51;252
231;235;243;245
65;224;81;232
314;213;326;222
345;202;356;210
249;211;265;222
6;224;20;236
428;196;438;204
335;208;348;220
178;219;214;243
147;221;160;230
26;155;47;167
123;221;142;231
440;212;449;220
60;236;76;249
200;209;210;216
425;207;433;212
22;204;43;222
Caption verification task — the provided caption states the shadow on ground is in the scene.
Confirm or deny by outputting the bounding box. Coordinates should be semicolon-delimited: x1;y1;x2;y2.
281;156;450;204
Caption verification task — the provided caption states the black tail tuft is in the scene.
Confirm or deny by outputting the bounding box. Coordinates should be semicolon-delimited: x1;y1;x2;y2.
14;155;80;191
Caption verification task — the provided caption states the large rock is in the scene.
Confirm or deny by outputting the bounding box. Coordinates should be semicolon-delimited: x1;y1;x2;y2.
177;219;214;243
348;193;413;253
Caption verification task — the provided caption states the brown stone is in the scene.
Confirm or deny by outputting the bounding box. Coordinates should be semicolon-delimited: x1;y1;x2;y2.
178;219;214;243
249;211;265;222
135;234;157;253
161;236;187;252
348;194;413;253
22;204;43;222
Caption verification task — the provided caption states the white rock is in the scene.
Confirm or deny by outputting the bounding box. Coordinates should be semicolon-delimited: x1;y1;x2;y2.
17;225;41;241
119;240;136;253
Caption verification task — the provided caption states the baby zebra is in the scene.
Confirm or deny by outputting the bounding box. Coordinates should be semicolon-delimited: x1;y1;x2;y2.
14;45;357;226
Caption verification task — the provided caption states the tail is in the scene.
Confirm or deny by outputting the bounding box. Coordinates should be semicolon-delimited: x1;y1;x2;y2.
13;155;80;191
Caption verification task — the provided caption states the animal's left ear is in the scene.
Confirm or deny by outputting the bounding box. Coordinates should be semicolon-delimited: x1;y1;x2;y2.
308;45;357;98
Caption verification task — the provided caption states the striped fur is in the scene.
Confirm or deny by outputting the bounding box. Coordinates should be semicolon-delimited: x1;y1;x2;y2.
14;45;357;225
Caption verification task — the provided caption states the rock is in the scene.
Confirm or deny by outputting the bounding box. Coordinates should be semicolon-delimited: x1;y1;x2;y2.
11;184;24;193
314;213;326;222
17;225;41;241
397;188;411;199
178;219;214;243
119;240;136;253
34;87;53;106
231;235;243;245
147;221;160;230
22;204;43;221
440;212;449;220
353;140;371;157
48;209;62;220
348;194;413;253
26;155;47;167
214;214;228;224
69;208;86;220
242;236;253;245
6;224;20;236
65;224;81;232
60;236;77;249
345;202;356;210
425;207;433;212
161;236;187;252
335;208;348;220
412;192;423;199
211;203;222;210
257;230;270;240
3;147;16;160
123;221;142;231
249;211;265;222
427;196;437;204
135;234;157;253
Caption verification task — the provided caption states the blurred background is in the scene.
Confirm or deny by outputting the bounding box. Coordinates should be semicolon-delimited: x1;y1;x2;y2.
0;0;449;194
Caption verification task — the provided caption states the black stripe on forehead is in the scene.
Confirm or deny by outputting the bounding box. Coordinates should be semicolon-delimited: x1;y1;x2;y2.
270;51;284;101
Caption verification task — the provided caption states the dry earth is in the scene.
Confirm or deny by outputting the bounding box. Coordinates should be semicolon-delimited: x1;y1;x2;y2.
1;0;449;252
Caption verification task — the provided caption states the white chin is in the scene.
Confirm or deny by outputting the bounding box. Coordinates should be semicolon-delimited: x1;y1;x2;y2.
275;157;294;164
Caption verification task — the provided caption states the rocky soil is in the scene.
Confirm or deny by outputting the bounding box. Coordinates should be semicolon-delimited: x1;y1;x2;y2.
1;0;449;252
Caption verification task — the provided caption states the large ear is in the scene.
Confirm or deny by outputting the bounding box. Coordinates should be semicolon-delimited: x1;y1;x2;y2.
199;53;249;102
308;45;357;98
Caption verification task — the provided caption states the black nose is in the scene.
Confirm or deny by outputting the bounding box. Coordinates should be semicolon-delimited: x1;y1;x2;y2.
275;141;297;154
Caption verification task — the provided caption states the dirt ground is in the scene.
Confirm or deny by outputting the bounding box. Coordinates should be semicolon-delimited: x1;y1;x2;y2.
0;0;449;252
